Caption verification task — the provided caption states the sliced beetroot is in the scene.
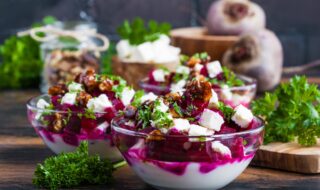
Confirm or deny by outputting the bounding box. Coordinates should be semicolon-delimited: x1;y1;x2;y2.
81;118;98;132
62;131;79;146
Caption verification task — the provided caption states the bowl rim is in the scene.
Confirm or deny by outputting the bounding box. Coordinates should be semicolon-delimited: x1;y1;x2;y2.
111;116;265;139
139;74;257;92
26;94;111;114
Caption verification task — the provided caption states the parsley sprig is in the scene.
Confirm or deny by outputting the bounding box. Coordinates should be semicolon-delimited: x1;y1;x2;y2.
117;17;171;45
252;76;320;146
33;142;125;190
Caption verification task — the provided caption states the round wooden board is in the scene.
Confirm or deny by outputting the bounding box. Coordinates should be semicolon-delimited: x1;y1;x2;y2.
170;27;239;61
112;56;179;89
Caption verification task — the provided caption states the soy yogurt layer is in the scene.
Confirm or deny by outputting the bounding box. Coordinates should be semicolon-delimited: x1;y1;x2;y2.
141;52;256;107
27;69;146;161
113;79;264;189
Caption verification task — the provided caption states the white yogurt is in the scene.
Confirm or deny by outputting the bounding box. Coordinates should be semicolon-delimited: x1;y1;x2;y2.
39;130;78;154
127;157;252;190
88;139;123;162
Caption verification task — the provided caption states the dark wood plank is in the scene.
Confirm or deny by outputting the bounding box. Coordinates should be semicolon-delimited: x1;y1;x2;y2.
0;136;319;190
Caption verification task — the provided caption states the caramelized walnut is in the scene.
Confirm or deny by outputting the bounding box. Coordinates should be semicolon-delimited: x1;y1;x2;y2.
99;80;113;92
146;129;165;142
51;113;64;133
76;91;92;106
48;84;67;96
185;80;212;102
186;57;201;67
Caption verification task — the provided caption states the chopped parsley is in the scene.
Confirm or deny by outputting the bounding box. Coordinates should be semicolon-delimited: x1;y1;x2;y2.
84;108;96;119
219;102;235;122
131;90;145;107
222;67;245;87
252;75;320;146
172;102;183;116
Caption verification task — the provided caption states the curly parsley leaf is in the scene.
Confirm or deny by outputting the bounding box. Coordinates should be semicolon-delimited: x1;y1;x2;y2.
218;102;235;122
252;75;320;146
32;141;121;190
222;67;244;87
117;17;171;45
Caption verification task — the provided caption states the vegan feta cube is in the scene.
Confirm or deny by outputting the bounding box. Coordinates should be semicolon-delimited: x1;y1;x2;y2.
133;42;155;62
36;99;50;109
172;118;191;132
221;85;232;100
61;93;77;105
199;109;224;131
140;92;158;103
87;94;113;112
194;63;204;72
188;124;211;136
211;141;232;157
68;82;83;92
116;40;132;59
176;65;190;75
206;61;223;78
120;87;135;106
170;80;186;95
231;104;253;128
209;89;219;107
152;69;166;82
154;99;169;112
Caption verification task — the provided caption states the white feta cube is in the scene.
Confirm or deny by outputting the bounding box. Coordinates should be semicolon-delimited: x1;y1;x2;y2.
61;93;77;105
176;65;190;75
96;121;109;131
152;69;166;82
36;99;50;109
172;119;191;132
116;40;132;59
194;63;204;72
211;141;231;157
87;94;112;112
170;80;186;95
120;87;135;106
68;82;83;92
221;85;232;100
199;109;224;132
209;89;219;107
231;104;253;128
140;93;158;103
206;61;223;78
188;124;210;136
134;42;155;62
154;99;169;112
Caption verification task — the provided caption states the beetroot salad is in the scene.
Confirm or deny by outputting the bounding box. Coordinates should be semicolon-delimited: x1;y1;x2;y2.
27;69;145;150
113;79;264;164
140;52;256;107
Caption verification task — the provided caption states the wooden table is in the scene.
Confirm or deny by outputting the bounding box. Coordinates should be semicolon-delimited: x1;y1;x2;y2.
0;90;319;190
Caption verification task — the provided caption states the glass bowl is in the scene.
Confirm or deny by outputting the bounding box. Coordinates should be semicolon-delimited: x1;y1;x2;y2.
112;117;264;190
139;75;257;108
26;94;122;162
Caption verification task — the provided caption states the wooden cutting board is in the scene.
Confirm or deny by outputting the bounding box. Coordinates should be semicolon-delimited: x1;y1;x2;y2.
170;27;238;61
251;139;320;174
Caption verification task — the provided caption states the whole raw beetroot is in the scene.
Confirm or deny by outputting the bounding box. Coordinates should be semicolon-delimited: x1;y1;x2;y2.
207;0;266;35
222;29;283;91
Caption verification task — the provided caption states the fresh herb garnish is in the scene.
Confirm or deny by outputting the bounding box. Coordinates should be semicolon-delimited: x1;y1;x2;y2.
109;75;128;98
33;142;125;190
131;90;145;107
222;67;245;86
172;102;183;116
84;108;96;119
117;17;171;45
252;76;320;146
219;102;235;122
137;99;173;129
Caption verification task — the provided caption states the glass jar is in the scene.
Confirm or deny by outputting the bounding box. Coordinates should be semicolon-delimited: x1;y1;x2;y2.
40;21;101;93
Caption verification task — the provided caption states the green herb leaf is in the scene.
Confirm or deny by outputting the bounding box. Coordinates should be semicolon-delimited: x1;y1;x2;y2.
117;17;172;45
252;75;320;146
218;102;235;122
222;67;245;87
33;142;115;190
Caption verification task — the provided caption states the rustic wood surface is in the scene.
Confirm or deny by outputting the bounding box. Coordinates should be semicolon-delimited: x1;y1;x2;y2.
252;140;320;174
0;89;319;189
170;27;238;61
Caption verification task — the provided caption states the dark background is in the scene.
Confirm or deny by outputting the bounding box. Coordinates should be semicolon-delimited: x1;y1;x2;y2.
0;0;319;67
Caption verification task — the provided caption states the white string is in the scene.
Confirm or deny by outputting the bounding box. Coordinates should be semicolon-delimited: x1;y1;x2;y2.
17;26;109;52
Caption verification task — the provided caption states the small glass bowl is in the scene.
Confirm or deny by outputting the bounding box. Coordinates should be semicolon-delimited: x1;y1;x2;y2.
112;117;264;190
139;75;257;108
26;94;122;162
